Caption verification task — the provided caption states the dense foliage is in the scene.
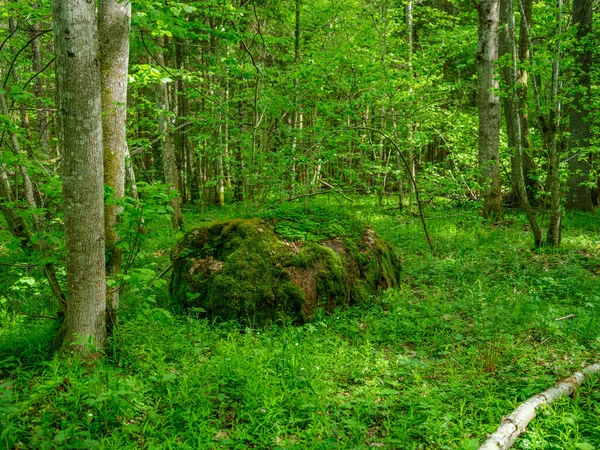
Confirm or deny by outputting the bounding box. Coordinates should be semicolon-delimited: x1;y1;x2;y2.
0;0;599;447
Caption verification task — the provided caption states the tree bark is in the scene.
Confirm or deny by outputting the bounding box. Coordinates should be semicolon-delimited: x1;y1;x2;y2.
98;0;131;321
477;0;503;219
52;0;107;354
565;0;593;211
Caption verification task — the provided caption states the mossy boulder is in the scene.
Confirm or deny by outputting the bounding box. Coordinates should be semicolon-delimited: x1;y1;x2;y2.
169;205;401;325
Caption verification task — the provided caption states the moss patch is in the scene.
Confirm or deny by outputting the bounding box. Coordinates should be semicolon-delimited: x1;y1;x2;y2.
170;205;401;325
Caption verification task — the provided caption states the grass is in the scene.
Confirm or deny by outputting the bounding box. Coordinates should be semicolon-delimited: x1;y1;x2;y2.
0;195;599;449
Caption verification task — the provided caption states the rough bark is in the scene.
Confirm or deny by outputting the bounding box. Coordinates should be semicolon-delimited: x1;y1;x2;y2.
52;0;107;354
477;0;503;219
98;0;131;320
479;363;600;450
566;0;593;211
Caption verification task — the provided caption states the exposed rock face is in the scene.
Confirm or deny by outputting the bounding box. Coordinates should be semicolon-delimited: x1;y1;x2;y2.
170;206;401;325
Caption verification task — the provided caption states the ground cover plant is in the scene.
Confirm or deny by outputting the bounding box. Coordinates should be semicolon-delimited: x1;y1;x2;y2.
1;196;598;449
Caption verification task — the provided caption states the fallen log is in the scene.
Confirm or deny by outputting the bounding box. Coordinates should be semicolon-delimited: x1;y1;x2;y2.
479;362;600;450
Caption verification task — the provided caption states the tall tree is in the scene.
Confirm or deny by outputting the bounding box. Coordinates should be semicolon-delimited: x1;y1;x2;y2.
30;4;49;151
98;0;131;322
157;42;184;231
476;0;503;219
545;0;563;246
52;0;107;354
499;0;541;246
566;0;594;211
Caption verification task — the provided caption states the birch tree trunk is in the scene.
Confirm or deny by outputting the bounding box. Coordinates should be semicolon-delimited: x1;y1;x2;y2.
477;0;503;219
479;363;600;450
98;0;131;321
52;0;107;354
565;0;593;211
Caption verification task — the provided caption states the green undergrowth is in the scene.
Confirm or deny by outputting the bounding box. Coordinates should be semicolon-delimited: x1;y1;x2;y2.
1;196;599;449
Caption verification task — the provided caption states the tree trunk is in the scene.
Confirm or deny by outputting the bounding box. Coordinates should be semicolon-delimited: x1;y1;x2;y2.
517;0;537;198
546;0;563;247
98;0;131;322
565;0;593;211
30;8;49;151
0;165;30;245
499;0;541;246
157;45;184;231
477;0;503;219
52;0;107;354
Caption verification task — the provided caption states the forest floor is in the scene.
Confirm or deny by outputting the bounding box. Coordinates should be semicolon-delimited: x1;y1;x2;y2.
1;196;599;449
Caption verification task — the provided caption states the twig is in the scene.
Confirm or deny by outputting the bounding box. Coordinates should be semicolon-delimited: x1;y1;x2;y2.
555;314;575;321
158;264;173;279
347;126;435;255
320;180;354;201
129;121;194;156
21;56;55;90
0;288;59;321
0;261;40;268
3;30;52;89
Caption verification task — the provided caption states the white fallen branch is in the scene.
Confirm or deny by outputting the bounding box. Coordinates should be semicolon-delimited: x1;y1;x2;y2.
555;314;575;321
479;363;600;450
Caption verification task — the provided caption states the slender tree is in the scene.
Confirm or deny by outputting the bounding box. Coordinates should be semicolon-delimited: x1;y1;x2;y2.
545;0;563;246
98;0;131;322
157;42;184;231
52;0;107;354
499;0;541;246
30;4;49;151
476;0;503;219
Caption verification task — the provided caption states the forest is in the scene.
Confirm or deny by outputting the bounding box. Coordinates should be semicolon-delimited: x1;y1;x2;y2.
0;0;599;448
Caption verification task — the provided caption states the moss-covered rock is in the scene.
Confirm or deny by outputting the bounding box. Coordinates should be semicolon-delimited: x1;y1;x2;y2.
170;205;401;325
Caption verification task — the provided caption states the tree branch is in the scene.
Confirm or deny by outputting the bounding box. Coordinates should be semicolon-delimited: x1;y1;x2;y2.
0;287;60;321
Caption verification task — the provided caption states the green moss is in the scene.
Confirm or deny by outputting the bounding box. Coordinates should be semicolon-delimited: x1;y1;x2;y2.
170;207;402;326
